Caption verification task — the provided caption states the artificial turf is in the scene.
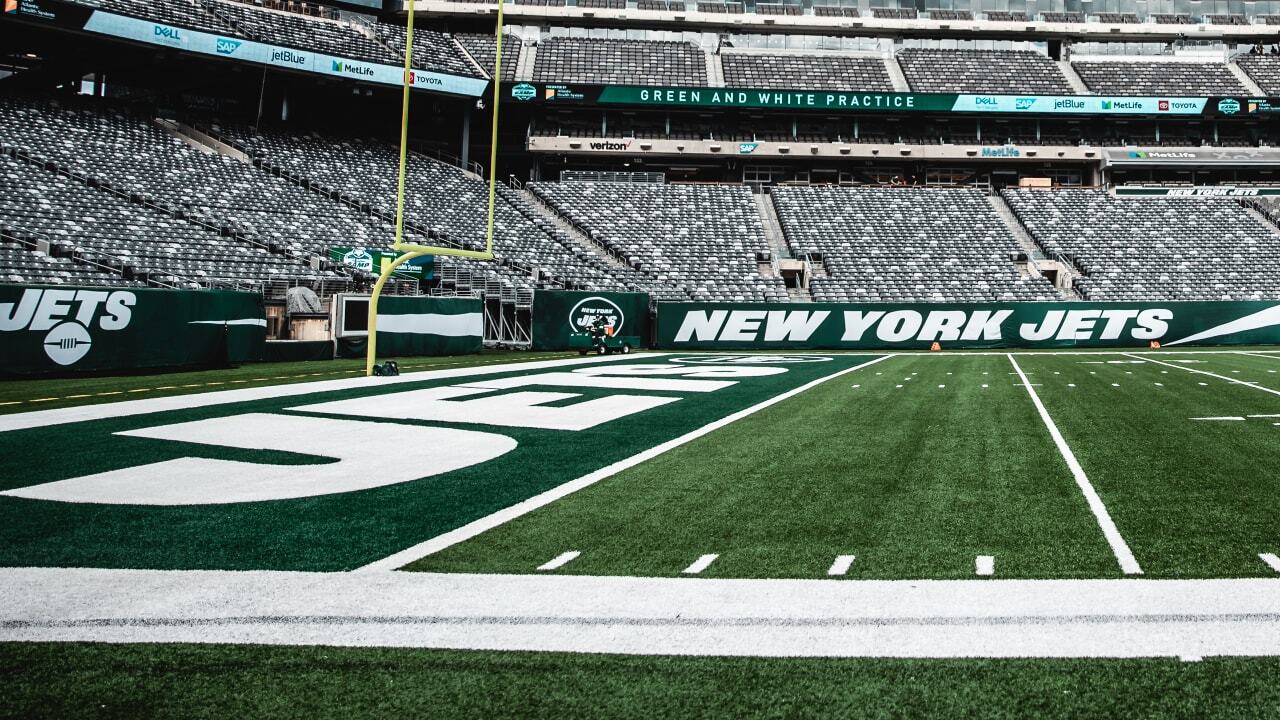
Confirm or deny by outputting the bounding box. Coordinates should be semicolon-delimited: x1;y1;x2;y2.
2;642;1278;719
408;351;1280;580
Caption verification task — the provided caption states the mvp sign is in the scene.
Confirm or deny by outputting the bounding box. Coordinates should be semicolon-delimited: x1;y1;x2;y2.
657;301;1280;349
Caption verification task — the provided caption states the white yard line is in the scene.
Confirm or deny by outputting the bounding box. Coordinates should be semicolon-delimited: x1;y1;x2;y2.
357;354;898;572
828;555;856;576
536;551;581;571
1007;354;1143;575
4;568;1280;658
1124;354;1280;399
1236;352;1280;361
1261;554;1280;573
682;554;720;574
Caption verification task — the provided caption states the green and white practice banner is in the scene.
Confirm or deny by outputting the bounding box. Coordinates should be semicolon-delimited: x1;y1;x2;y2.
656;301;1280;350
0;284;266;376
530;290;651;350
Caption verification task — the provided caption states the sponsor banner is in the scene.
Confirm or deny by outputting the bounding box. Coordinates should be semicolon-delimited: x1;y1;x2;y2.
0;284;265;375
656;301;1280;350
1116;185;1280;197
328;246;433;280
506;83;1259;116
7;0;92;25
69;11;487;96
337;296;481;357
1106;147;1280;166
531;290;650;351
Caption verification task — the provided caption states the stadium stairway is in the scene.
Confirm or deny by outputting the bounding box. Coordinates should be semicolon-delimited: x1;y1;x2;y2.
755;191;812;302
706;51;725;87
516;187;635;273
1227;60;1266;96
1242;204;1280;240
986;193;1080;300
884;54;911;92
1058;60;1092;94
515;43;537;82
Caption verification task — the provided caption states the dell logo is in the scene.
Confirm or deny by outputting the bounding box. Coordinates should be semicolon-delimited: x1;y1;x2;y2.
154;25;181;40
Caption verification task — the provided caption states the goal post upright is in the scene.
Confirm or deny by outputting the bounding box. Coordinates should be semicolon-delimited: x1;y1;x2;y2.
366;0;506;376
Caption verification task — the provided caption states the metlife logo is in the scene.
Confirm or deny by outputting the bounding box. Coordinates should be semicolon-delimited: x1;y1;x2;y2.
331;60;374;77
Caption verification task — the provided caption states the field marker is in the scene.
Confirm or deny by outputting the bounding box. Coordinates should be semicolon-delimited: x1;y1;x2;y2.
975;556;995;576
1067;383;1076;387
1126;354;1280;400
359;355;897;571
1260;553;1280;573
1248;414;1280;418
1154;383;1164;387
683;554;719;574
981;384;989;388
938;384;945;388
1008;354;1143;575
896;384;904;388
851;385;860;389
827;555;856;576
536;551;581;571
1191;417;1245;421
0;401;20;407
1111;383;1120;387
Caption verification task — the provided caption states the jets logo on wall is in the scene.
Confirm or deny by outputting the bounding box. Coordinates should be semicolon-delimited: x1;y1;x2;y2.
341;247;374;272
569;297;625;334
0;288;136;367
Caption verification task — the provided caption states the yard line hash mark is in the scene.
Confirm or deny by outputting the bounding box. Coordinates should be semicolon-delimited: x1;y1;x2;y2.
827;555;856;576
1008;354;1143;575
1261;554;1280;573
1128;354;1280;400
683;554;719;575
976;556;995;576
536;551;581;571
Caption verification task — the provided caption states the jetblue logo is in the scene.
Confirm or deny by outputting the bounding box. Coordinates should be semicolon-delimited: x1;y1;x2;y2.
1053;99;1085;110
154;25;181;41
271;49;307;65
215;38;242;55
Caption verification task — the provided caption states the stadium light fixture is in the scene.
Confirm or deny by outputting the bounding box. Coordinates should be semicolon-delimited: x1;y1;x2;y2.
365;0;505;376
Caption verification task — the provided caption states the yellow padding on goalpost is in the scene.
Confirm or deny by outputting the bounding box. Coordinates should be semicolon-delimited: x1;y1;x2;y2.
366;1;506;376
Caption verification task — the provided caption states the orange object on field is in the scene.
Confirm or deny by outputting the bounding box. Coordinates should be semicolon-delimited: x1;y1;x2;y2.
930;342;941;352
1149;340;1161;349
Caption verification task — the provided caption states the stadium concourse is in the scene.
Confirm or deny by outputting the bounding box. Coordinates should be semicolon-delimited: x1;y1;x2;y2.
8;0;1280;715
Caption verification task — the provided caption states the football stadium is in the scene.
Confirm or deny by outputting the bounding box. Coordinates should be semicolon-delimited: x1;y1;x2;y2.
4;0;1280;715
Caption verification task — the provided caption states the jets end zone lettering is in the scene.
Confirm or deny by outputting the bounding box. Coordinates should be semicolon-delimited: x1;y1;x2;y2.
0;284;266;375
0;354;866;569
658;302;1280;349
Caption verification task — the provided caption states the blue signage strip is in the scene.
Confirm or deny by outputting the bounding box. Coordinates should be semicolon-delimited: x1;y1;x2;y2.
79;12;489;97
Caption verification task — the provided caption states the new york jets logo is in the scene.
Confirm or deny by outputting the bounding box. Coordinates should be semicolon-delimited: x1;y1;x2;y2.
569;297;625;333
0;288;136;367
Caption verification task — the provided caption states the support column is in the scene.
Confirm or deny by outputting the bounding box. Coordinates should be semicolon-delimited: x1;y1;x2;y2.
461;109;472;168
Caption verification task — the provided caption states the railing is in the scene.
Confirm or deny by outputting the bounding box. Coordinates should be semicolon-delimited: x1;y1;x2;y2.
560;170;666;184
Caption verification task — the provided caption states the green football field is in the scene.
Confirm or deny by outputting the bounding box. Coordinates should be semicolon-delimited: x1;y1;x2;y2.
2;348;1280;717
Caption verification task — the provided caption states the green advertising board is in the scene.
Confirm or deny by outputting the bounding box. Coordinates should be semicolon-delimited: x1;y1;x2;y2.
337;295;482;358
531;290;651;351
329;247;433;280
0;284;266;376
656;301;1280;350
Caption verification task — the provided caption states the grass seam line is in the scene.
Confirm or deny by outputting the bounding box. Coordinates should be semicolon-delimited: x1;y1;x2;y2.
1007;353;1143;576
355;354;898;572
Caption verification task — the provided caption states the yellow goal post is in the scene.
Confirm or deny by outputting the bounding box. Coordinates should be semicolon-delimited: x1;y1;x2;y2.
365;0;506;376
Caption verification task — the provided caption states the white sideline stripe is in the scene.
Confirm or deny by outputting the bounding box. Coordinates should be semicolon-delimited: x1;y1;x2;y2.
1008;354;1143;576
357;354;897;572
1124;354;1280;399
8;569;1280;658
1191;417;1246;421
976;556;995;576
1261;554;1280;573
536;551;580;571
1248;414;1280;418
0;354;661;434
828;555;856;576
683;554;719;575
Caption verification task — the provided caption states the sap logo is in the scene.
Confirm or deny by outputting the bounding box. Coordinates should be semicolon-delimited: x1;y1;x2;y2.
215;38;242;55
1053;99;1086;110
154;25;181;41
511;83;537;101
1159;99;1170;111
675;310;831;343
271;49;307;65
1015;97;1036;110
0;289;135;366
331;60;374;77
1218;98;1241;115
569;297;625;334
974;96;999;107
588;140;631;151
980;146;1020;157
738;143;758;154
